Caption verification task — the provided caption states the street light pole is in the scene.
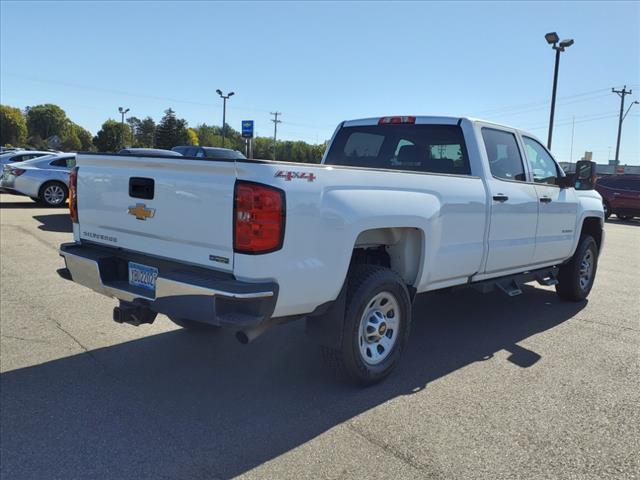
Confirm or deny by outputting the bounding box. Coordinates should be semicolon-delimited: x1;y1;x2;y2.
216;89;235;148
544;32;574;150
118;107;130;149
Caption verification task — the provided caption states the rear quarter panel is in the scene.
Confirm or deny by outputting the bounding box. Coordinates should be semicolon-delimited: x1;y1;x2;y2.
235;161;487;317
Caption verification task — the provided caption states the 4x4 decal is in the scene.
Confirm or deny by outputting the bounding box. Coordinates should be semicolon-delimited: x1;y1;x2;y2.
274;170;317;182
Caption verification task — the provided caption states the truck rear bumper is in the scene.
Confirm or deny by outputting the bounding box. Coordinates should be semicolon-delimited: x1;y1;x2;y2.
58;242;278;328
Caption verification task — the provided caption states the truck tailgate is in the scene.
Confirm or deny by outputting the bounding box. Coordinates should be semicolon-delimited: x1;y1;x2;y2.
75;154;236;271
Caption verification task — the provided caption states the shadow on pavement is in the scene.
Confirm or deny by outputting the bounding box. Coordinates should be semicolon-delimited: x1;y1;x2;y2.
0;199;39;209
33;214;72;233
0;286;586;479
605;217;640;226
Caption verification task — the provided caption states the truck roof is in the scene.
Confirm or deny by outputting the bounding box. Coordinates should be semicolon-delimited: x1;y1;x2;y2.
342;115;519;131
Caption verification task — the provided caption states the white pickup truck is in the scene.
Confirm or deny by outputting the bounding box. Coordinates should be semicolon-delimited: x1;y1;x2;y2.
58;116;604;384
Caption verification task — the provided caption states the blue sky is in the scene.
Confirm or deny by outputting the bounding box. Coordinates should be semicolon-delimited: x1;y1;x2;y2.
1;1;638;164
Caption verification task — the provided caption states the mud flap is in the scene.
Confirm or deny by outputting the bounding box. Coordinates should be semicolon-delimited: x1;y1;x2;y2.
304;283;347;348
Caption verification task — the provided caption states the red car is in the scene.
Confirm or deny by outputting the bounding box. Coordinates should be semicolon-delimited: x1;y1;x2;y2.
595;175;640;220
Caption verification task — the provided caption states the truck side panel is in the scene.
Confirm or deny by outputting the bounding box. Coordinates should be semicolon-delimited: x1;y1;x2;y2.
234;162;487;317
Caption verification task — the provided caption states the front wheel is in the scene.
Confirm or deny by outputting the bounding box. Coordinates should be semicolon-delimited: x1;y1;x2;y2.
556;235;598;301
602;201;611;220
322;265;412;386
617;215;633;221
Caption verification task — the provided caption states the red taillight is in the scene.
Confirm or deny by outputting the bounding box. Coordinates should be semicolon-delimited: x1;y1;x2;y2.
234;181;285;254
378;116;416;125
69;166;78;223
11;168;26;176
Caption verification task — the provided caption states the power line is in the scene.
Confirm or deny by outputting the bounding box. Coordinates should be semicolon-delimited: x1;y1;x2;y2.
470;87;611;116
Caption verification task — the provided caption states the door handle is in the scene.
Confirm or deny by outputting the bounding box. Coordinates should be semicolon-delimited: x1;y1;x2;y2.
540;196;552;203
492;194;509;203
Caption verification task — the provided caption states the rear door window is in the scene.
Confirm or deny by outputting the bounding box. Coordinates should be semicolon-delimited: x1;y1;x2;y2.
324;124;471;175
49;158;69;167
482;128;526;182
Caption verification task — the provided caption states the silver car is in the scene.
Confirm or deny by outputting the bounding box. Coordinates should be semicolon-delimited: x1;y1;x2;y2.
0;154;75;207
0;150;55;167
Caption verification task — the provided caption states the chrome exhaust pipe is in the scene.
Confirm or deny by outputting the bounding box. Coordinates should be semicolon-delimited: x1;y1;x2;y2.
236;319;275;344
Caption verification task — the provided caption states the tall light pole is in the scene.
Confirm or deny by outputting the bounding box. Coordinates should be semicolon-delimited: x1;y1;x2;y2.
216;89;234;147
118;107;130;149
545;32;574;150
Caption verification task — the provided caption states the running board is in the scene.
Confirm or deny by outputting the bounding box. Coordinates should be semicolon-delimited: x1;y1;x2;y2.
496;279;523;296
471;266;559;297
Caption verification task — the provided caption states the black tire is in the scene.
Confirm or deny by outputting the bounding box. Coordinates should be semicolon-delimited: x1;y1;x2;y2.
617;215;633;221
556;235;598;301
322;265;412;386
602;200;611;220
169;317;221;331
39;181;68;207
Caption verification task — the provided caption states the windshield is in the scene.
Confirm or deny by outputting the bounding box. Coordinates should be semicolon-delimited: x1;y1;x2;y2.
324;124;470;175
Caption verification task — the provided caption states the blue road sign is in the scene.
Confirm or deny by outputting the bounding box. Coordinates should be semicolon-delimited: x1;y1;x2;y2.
241;120;254;138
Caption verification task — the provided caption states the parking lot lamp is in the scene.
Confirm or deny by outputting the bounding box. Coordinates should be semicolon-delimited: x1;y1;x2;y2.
545;32;574;150
118;107;130;149
216;90;235;148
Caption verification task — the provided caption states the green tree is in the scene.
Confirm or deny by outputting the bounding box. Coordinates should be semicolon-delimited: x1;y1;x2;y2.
154;108;189;149
194;124;222;147
93;119;130;152
73;124;94;151
25;104;69;140
128;116;156;148
58;123;92;151
0;105;27;146
60;128;81;151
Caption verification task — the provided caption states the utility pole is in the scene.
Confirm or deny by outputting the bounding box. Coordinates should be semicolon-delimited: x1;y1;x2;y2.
612;86;632;165
270;111;282;160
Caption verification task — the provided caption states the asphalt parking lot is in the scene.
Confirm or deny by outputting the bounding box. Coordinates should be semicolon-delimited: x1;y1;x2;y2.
0;193;638;480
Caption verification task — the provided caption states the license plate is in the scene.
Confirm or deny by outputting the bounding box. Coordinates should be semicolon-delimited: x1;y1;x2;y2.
128;262;158;292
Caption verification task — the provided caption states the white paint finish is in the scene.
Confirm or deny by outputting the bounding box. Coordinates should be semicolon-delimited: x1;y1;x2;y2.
531;184;579;263
71;117;605;319
76;154;236;272
484;178;539;273
234;162;487;316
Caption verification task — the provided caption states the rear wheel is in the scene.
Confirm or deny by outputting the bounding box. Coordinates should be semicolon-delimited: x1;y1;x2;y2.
617;215;633;221
39;182;68;207
322;265;412;386
556;235;598;301
169;317;221;331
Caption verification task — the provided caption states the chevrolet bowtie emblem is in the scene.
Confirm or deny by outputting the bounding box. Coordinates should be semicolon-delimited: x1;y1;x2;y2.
128;203;155;221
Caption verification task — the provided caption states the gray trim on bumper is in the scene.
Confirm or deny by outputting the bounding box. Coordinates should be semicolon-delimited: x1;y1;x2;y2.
58;243;278;328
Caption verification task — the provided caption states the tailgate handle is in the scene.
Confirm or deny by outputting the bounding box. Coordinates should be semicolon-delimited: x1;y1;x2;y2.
129;177;154;200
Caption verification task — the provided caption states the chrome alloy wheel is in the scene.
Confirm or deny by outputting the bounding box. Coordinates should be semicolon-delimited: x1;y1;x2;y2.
43;184;66;205
579;249;594;290
358;291;400;365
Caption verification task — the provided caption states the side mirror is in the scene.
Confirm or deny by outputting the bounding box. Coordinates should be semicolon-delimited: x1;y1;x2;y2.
574;160;597;190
